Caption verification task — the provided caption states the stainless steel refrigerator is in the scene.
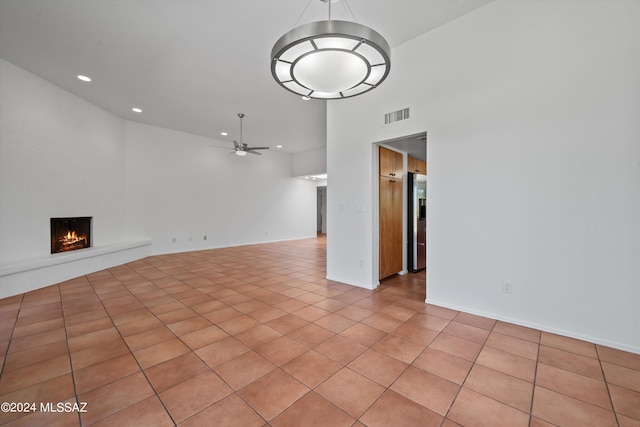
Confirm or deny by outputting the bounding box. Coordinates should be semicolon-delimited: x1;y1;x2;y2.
408;173;426;271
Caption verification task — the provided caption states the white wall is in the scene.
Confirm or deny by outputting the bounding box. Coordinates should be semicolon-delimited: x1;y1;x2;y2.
0;58;129;262
0;58;152;298
292;147;327;177
327;0;640;353
0;59;318;296
125;122;317;255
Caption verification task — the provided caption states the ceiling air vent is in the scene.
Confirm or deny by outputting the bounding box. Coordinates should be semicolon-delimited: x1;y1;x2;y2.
384;108;410;125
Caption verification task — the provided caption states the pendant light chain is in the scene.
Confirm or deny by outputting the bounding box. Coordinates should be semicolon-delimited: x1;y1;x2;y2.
343;0;357;23
329;0;356;22
293;0;357;28
292;0;313;28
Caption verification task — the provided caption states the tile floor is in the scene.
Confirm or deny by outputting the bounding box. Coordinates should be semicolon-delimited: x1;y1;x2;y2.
1;235;639;426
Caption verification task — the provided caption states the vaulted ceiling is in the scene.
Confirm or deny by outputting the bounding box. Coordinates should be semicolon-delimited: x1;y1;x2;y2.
0;0;491;154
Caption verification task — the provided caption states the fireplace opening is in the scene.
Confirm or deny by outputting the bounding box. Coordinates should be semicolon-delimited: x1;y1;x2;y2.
51;217;92;254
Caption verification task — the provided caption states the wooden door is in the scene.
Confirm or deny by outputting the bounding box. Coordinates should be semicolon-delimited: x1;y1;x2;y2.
379;176;403;279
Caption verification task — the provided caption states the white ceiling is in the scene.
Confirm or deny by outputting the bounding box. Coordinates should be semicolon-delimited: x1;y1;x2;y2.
0;0;491;154
382;132;428;161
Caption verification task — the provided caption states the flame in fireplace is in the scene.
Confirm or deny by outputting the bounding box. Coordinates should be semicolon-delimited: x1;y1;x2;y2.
51;217;91;254
58;230;87;251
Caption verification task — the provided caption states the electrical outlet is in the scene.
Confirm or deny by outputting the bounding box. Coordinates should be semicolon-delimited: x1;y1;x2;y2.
203;235;207;240
172;237;176;243
503;281;513;294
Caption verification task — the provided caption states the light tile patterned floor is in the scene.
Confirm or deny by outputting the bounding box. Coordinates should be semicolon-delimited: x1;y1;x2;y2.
1;235;639;426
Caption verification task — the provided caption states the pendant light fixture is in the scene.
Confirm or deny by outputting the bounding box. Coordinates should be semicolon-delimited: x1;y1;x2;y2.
271;0;391;100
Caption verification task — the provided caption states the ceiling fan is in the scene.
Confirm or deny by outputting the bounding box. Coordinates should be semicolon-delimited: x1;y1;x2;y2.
232;113;269;156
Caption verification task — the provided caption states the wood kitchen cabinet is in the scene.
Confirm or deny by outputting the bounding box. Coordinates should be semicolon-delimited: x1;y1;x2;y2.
379;146;403;280
408;155;426;175
379;146;403;179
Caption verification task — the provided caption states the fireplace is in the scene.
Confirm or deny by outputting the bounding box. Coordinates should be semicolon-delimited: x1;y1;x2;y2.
50;217;92;254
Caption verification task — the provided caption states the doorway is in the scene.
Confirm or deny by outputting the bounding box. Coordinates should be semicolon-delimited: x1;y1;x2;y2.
375;132;427;286
317;186;327;234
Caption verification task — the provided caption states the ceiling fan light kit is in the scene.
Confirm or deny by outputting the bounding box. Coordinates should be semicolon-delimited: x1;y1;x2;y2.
232;113;269;156
271;0;391;100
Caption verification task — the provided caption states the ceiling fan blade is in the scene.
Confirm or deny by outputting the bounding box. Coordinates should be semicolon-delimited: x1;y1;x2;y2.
230;114;266;156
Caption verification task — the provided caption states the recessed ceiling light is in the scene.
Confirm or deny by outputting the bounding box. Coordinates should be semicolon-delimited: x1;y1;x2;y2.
300;173;327;181
77;75;91;82
132;107;142;113
221;132;228;136
276;145;283;148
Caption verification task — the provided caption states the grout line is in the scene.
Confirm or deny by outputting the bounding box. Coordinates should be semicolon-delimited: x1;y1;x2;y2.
4;236;637;425
57;283;83;427
439;315;486;425
0;293;24;378
595;345;620;426
528;334;542;427
84;268;179;426
109;255;275;426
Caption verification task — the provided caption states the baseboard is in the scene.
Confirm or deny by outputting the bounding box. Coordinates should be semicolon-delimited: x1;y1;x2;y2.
426;297;640;355
149;235;319;257
325;275;377;290
0;240;152;299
